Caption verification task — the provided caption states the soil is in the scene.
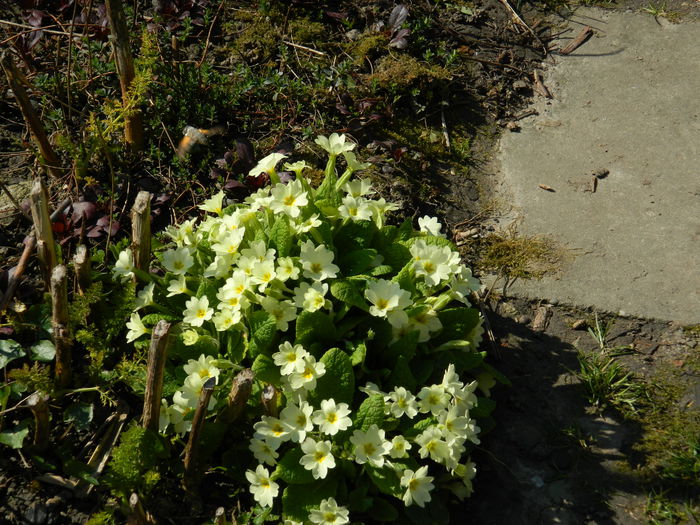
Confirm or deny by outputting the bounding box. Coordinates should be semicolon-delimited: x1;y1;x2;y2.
0;0;698;523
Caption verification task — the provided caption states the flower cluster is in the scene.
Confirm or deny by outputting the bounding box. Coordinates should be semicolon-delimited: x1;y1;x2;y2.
114;133;491;523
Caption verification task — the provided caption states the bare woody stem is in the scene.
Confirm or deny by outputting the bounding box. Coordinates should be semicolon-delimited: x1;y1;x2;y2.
105;0;143;151
261;384;278;418
127;492;151;525
30;179;57;291
0;53;63;179
141;321;171;432
51;265;72;389
216;368;254;424
26;392;50;452
183;376;216;491
131;191;152;275
73;245;92;295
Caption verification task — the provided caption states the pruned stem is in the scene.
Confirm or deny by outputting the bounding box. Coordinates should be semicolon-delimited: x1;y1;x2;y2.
30;178;57;290
216;368;254;424
26;392;50;451
131;191;151;275
73;245;92;295
183;376;216;491
141;321;171;432
51;265;72;388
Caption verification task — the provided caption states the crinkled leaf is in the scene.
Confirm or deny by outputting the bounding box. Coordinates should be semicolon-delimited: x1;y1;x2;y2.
64;402;94;431
251;354;281;385
275;447;315;484
140;313;181;325
282;478;338;522
195;278;219;305
295;311;336;348
330;280;368;312
354;394;385;432
368;264;393;277
269;215;293;258
248;311;278;358
410;357;434;386
334;221;376;251
226;330;246;363
308;348;355;406
0;340;24;369
391;262;416;297
0;421;30;449
434;307;481;345
338;249;377;276
379;242;411;271
30;340;55;362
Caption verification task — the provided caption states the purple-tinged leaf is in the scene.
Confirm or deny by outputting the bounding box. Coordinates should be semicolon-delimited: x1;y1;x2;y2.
388;5;409;30
389;37;408;50
236;138;255;171
223;180;246;190
71;201;97;224
86;226;104;238
324;11;348;20
27;10;44;27
278;171;294;184
223;151;235;165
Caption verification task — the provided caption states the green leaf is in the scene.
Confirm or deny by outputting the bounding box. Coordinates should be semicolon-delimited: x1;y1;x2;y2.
334;221;376;250
226;330;246;363
64;403;94;431
195;278;220;305
372;497;400;521
350;342;367;367
452;350;486;373
434;307;481;345
282;478;338;522
368;264;393;277
275;447;315;484
0;340;24;369
338;248;377;275
391;263;416;297
308;348;355;406
295;311;336;348
251;354;281;385
64;458;99;485
366;465;403;498
387;355;417;391
330;280;369;312
30;340;55;362
386;330;419;362
269;215;293;257
396;219;413;241
410;357;435;386
141;313;180;325
406;235;456;250
248;311;278;358
354;394;385;432
471;397;497;419
381;243;412;272
0;421;30;449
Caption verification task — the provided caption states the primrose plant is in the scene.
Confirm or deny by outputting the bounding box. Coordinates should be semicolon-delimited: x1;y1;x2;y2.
113;133;498;523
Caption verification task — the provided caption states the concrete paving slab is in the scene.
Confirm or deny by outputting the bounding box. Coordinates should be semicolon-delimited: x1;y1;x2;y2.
495;7;700;324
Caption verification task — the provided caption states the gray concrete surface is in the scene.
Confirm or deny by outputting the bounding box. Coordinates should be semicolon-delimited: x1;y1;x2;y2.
495;7;700;324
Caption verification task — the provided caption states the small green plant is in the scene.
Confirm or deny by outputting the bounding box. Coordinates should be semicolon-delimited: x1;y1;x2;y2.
576;351;643;414
641;2;681;21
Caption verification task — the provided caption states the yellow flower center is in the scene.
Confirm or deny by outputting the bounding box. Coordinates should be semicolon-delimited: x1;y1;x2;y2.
376;299;389;310
363;443;376;456
310;263;322;274
327;413;337;424
283;195;296;206
196;308;207;318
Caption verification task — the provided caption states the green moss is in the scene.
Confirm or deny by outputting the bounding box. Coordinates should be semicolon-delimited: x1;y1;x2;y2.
230;11;280;63
367;55;451;88
346;33;389;66
287;18;326;44
103;424;167;498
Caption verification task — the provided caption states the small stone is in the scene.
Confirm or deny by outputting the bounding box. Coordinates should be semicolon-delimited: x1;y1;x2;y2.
572;319;587;330
24;503;48;525
345;29;361;41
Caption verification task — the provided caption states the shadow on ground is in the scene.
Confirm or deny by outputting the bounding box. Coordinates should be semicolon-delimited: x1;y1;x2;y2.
461;301;654;524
